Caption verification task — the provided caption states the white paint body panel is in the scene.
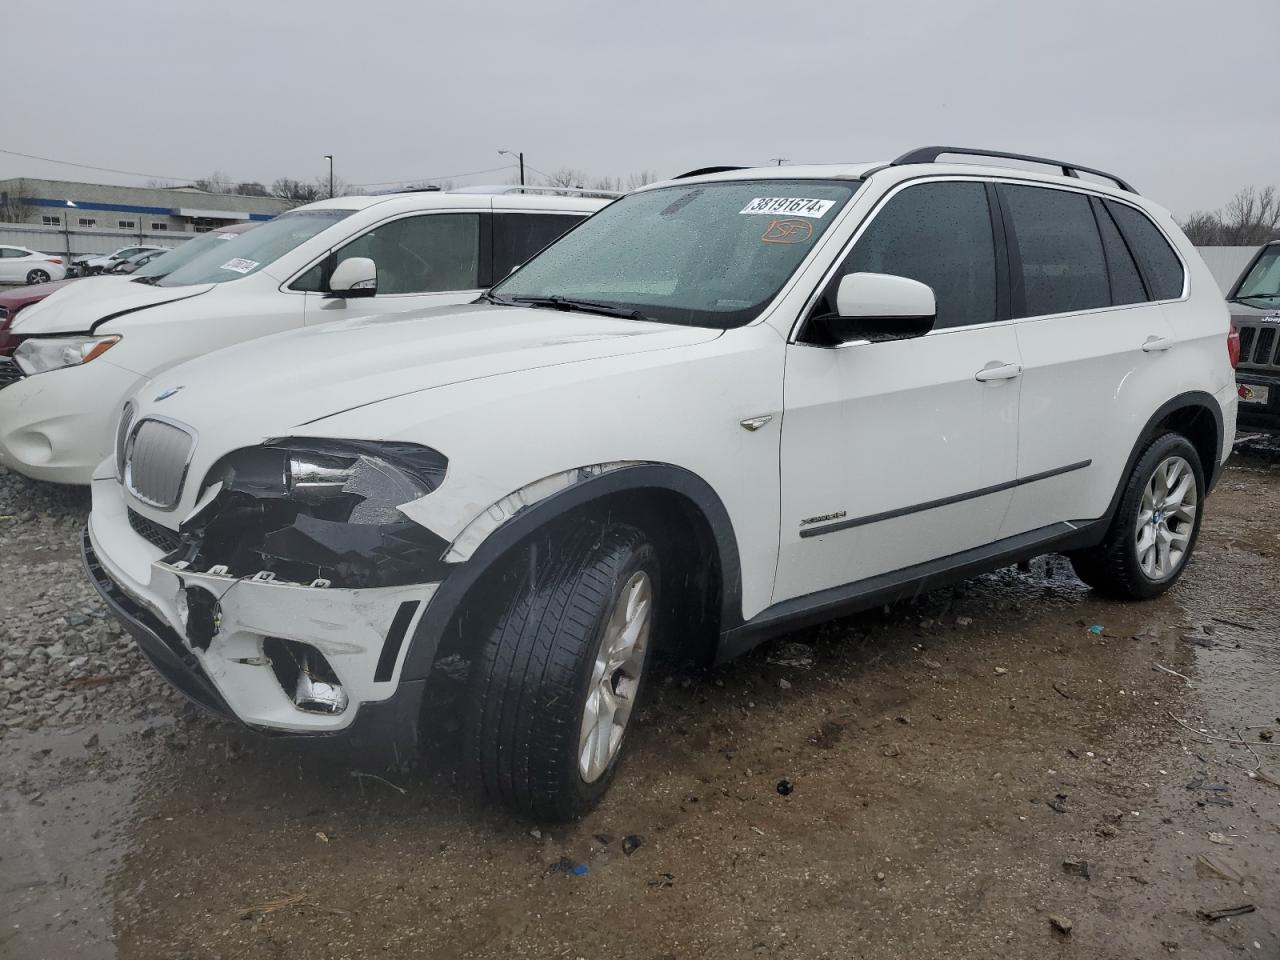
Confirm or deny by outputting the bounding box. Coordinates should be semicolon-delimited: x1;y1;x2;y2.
777;324;1020;601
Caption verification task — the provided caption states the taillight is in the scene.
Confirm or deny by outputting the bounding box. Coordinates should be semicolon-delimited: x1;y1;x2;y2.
46;258;63;265
1227;324;1241;369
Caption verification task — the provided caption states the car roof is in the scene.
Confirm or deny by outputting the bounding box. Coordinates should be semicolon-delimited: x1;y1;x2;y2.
293;190;610;216
643;159;1149;206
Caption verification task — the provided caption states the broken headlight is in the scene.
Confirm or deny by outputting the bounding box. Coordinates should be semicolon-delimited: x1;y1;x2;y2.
280;440;447;524
177;439;451;588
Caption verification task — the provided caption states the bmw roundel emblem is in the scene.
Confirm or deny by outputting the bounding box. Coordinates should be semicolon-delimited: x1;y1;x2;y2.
154;385;184;402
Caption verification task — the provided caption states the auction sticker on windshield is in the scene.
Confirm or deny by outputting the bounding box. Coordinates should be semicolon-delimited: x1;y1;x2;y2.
740;197;836;218
220;258;259;274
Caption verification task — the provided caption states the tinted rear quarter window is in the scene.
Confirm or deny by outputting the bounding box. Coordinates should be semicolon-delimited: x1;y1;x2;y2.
823;180;997;329
1092;199;1147;305
1105;200;1185;300
494;213;584;279
1002;184;1109;317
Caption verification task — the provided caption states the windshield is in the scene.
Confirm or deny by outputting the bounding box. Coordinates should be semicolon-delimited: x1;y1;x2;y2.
1234;246;1280;304
489;179;860;328
157;210;354;287
134;229;249;280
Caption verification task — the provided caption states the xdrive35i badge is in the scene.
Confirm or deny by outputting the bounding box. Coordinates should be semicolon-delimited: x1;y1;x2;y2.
154;385;184;402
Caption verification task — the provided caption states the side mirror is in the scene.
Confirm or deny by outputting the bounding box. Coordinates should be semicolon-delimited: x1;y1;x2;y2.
326;257;377;299
819;272;936;343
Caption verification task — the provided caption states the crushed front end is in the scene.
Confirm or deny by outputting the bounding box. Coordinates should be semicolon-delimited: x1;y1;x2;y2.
85;416;453;756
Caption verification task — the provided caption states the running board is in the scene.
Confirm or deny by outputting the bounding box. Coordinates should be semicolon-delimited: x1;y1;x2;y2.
717;518;1105;662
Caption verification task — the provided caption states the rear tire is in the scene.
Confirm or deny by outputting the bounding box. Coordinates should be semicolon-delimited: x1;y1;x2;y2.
465;522;659;821
1068;432;1204;600
26;269;50;285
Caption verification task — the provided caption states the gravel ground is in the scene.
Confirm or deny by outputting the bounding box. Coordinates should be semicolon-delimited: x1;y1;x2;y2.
0;473;179;732
2;449;1279;960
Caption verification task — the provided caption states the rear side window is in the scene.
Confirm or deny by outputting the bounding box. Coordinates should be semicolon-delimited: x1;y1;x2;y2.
493;213;584;280
1093;199;1146;305
820;181;997;329
1105;201;1185;300
1002;185;1109;317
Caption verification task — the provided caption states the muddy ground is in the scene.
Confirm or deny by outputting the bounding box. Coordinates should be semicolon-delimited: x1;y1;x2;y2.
2;447;1278;960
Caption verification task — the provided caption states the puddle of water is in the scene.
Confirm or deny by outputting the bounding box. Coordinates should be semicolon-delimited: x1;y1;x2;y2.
0;718;169;960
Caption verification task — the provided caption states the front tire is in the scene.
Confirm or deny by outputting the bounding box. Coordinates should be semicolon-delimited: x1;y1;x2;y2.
26;269;51;285
1069;432;1204;599
465;523;659;821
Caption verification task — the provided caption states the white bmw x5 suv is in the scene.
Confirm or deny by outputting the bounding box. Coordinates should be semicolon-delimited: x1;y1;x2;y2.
85;147;1238;820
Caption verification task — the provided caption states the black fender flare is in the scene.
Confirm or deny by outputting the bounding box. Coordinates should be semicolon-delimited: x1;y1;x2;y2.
1099;390;1224;529
399;463;744;680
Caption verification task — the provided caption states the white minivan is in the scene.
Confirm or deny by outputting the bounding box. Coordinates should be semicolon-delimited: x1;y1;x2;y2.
0;188;609;484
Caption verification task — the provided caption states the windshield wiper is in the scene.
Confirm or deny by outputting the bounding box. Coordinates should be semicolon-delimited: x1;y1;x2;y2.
509;295;648;321
1230;293;1279;304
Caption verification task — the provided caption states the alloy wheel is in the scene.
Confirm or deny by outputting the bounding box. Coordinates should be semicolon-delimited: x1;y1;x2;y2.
1135;455;1197;580
578;570;652;783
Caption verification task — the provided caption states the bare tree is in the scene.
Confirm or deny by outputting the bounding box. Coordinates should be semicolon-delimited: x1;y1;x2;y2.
0;180;30;222
194;170;233;194
1222;186;1280;244
1179;185;1280;246
625;170;659;190
1178;211;1225;246
270;177;323;204
233;181;270;197
544;167;587;193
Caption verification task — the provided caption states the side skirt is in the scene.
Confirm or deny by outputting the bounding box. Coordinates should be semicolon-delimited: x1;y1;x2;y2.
717;518;1107;662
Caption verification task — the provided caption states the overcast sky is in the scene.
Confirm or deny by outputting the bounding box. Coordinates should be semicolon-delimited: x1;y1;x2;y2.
5;0;1277;216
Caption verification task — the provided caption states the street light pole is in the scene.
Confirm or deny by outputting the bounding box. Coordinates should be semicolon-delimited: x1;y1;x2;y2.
323;155;334;198
498;149;525;188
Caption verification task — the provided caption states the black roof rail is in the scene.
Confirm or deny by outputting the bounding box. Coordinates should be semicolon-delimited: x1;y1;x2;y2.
891;146;1137;194
674;166;748;179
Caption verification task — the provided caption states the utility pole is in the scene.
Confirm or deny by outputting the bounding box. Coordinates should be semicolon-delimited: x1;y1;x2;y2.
323;155;334;198
499;149;525;187
769;158;788;166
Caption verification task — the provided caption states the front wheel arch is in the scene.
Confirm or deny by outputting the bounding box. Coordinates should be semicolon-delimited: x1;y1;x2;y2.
400;464;743;681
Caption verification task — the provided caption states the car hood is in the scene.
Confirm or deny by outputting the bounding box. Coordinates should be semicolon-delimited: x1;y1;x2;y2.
140;303;722;433
11;277;213;335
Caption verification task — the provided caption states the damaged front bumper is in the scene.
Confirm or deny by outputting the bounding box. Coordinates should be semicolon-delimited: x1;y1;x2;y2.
85;476;441;756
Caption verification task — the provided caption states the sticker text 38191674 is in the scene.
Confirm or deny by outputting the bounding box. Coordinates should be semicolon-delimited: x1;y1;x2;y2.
740;197;836;218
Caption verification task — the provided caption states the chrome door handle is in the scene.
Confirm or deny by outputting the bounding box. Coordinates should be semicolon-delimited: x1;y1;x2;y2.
975;361;1022;382
1142;336;1174;353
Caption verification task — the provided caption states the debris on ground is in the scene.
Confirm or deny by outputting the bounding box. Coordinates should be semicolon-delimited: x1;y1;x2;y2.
1087;624;1104;636
1061;858;1090;879
647;873;674;888
765;641;815;669
1207;832;1235;845
880;743;901;758
1049;914;1073;936
1048;794;1069;814
1195;854;1242;882
238;893;307;921
1153;663;1193;686
776;779;794;796
548;857;589;877
622;835;643;856
1052;681;1071;699
994;666;1008;676
1196;904;1255;923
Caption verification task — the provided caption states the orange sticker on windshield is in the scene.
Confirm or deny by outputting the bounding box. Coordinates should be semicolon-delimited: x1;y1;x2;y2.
761;218;814;244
